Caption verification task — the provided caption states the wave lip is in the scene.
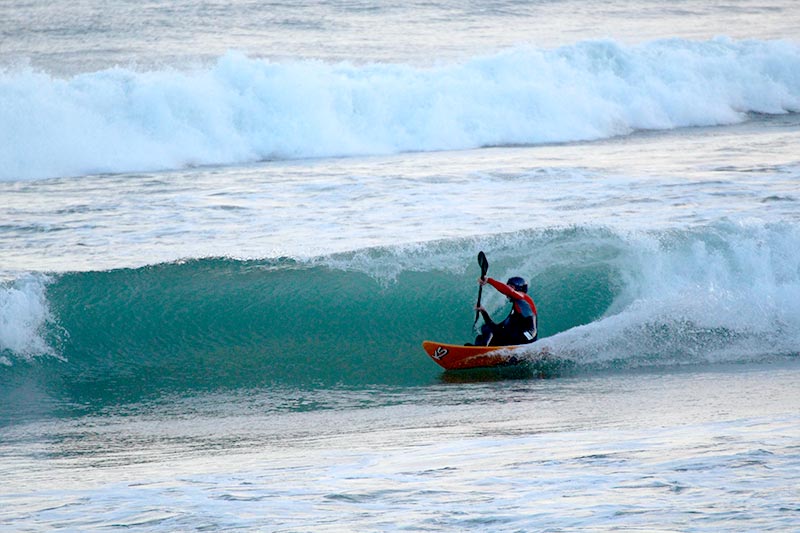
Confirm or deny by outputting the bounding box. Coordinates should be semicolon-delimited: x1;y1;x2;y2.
2;37;800;181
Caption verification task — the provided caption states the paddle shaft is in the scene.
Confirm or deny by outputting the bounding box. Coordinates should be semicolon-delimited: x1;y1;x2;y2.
474;285;483;324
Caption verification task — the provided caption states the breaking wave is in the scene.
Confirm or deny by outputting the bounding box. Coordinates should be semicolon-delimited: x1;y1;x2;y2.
2;37;799;181
2;222;799;422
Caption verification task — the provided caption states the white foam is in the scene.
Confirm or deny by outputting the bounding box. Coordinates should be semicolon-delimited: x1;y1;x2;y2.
540;222;800;365
0;274;56;361
2;37;799;181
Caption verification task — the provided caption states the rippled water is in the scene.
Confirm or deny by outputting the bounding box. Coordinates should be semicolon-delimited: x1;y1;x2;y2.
3;363;800;530
2;0;799;530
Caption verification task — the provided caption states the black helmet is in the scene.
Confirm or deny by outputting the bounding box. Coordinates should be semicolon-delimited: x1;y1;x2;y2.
506;276;528;293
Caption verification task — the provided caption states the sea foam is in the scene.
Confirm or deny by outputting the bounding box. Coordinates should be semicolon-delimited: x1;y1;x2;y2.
537;222;800;367
0;274;55;363
1;37;799;181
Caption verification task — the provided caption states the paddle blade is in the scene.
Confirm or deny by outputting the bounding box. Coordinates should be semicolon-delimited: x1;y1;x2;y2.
477;251;489;278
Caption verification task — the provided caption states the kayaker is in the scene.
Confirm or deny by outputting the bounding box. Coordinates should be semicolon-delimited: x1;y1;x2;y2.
473;276;538;346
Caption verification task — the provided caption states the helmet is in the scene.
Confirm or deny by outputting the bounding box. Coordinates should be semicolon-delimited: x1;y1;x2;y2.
506;276;528;293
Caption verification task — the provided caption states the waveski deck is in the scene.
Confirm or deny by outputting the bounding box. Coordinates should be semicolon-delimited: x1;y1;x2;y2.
423;341;526;370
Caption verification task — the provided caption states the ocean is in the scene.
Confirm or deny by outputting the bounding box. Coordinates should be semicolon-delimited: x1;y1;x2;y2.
2;0;800;530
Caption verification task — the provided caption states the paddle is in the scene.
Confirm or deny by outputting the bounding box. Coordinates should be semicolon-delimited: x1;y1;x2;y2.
474;251;489;328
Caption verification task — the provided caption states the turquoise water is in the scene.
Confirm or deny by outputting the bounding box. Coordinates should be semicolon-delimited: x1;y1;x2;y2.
2;0;800;530
4;222;799;422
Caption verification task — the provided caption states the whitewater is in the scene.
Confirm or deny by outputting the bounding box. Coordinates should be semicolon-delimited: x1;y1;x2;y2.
3;39;800;182
2;0;800;531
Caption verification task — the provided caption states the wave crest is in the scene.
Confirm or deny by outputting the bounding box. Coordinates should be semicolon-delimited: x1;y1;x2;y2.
2;37;799;181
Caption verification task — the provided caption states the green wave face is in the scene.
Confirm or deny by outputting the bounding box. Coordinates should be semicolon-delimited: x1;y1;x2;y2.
3;223;799;421
40;256;613;390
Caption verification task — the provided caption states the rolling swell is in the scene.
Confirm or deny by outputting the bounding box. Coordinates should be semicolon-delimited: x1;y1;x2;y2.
2;223;799;420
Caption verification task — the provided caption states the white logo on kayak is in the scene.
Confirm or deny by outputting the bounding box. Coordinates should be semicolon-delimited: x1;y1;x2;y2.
433;346;449;360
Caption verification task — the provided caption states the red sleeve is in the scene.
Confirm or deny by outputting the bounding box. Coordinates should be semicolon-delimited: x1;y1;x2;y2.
487;277;537;315
487;277;523;300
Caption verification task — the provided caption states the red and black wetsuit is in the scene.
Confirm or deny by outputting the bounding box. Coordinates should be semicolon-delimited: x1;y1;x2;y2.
476;277;538;346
